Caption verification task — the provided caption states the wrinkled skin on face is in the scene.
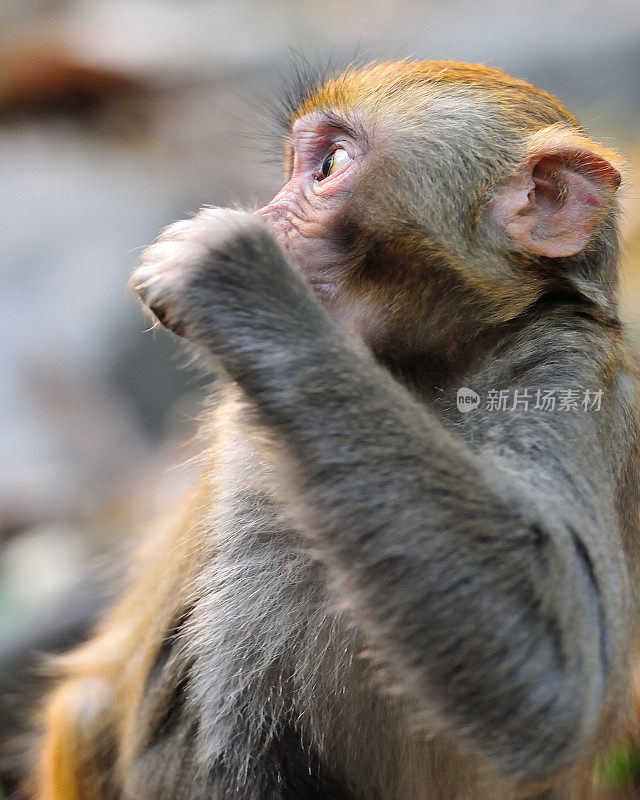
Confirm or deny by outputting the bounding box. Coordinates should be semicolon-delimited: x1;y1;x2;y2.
256;113;367;312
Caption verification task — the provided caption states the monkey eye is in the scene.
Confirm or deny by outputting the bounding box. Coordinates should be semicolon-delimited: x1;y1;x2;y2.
318;147;351;180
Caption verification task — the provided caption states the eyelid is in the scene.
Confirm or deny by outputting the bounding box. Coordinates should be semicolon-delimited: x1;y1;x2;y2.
323;140;353;161
289;109;365;152
287;116;362;181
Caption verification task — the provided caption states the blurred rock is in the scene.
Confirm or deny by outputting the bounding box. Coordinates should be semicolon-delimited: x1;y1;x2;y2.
0;41;145;116
0;123;189;533
2;0;639;110
1;524;88;620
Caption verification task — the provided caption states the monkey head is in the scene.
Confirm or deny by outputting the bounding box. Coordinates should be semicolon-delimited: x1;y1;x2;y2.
257;61;623;377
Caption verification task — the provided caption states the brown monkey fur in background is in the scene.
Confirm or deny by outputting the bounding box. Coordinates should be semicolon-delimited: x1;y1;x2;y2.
35;61;640;800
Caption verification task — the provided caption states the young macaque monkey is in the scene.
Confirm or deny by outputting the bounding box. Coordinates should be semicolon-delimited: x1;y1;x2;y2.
36;61;640;800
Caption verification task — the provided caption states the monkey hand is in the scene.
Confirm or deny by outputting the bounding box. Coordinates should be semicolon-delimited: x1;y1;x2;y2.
130;207;321;354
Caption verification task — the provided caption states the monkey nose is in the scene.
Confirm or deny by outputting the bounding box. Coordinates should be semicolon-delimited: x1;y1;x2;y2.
256;199;284;218
255;184;294;221
255;204;291;227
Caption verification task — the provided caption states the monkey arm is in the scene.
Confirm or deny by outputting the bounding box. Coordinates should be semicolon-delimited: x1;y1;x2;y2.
233;308;627;788
132;210;632;788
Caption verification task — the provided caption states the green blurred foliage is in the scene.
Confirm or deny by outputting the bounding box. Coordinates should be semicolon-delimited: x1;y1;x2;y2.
594;744;640;792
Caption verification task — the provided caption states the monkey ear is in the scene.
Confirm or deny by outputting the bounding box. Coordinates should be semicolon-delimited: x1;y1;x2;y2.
489;125;622;258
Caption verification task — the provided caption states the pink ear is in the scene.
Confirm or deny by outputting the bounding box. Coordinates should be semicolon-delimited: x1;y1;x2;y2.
489;127;622;258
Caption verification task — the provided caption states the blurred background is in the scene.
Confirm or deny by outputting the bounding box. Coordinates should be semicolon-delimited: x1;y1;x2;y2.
0;0;639;796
